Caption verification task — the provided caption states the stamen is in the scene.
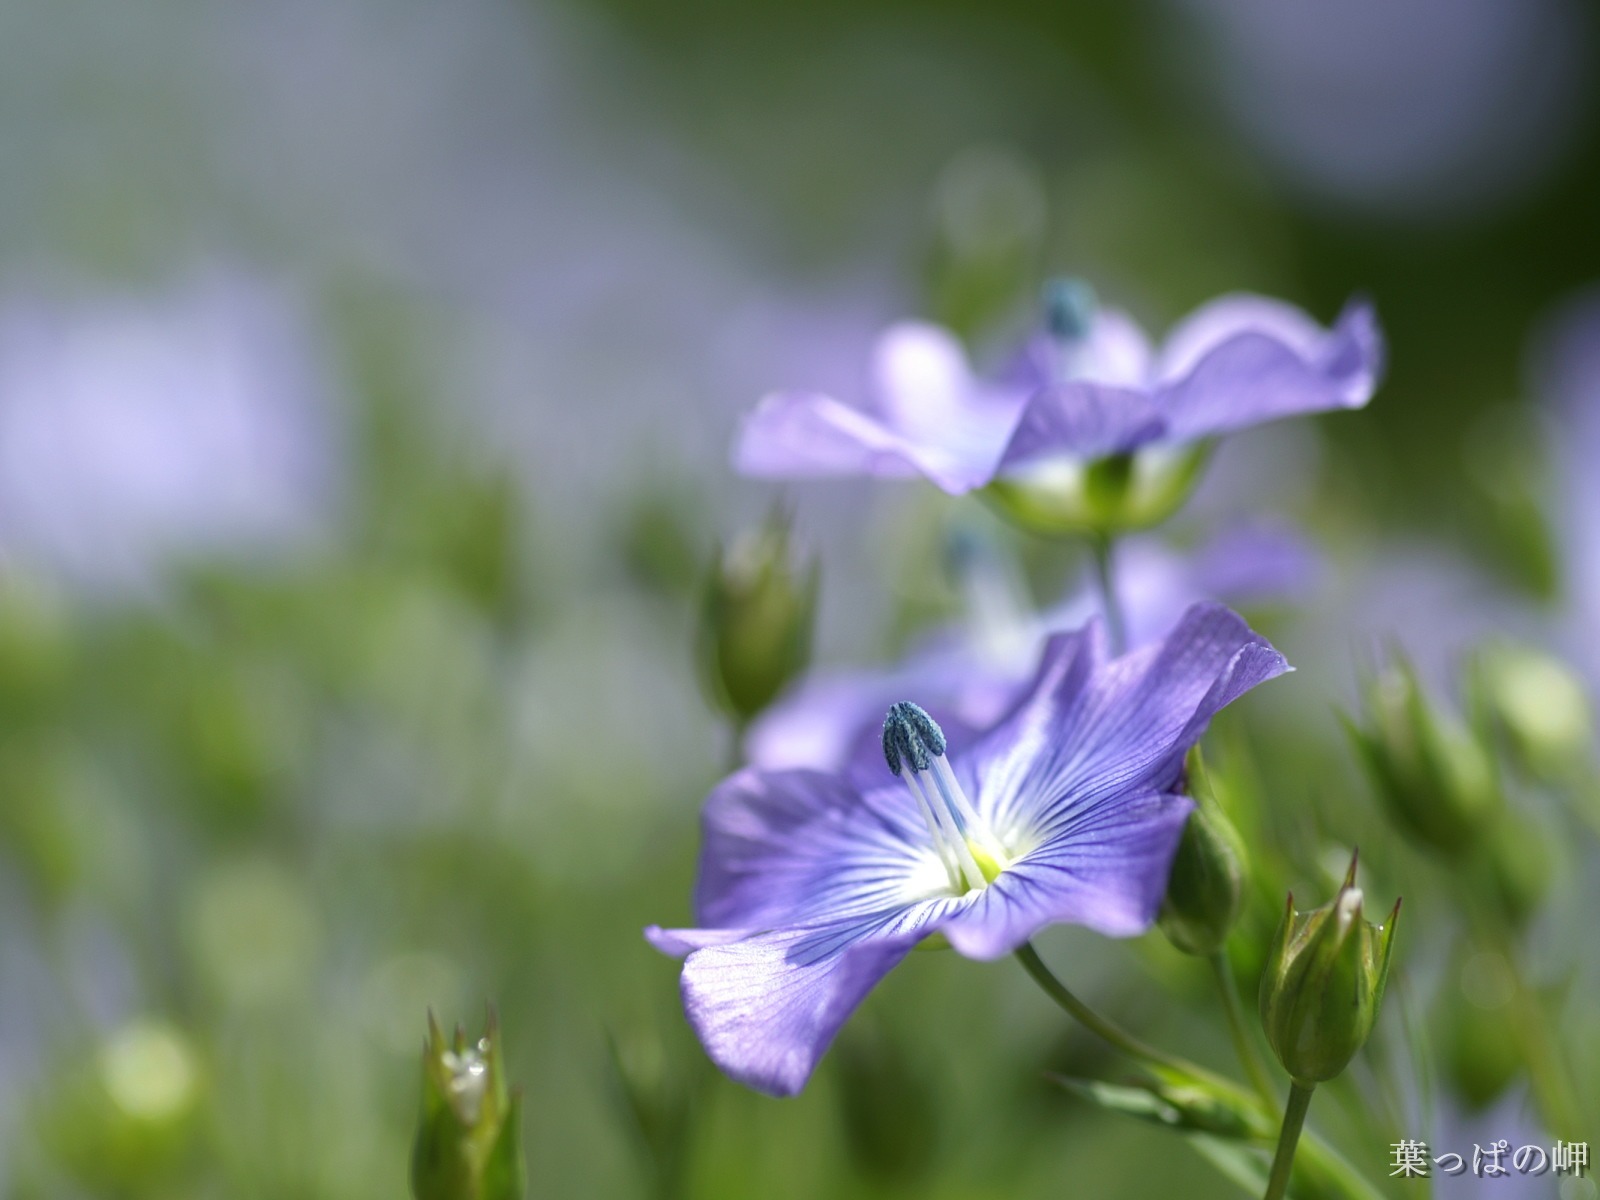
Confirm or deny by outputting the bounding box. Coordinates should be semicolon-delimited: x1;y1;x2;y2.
901;767;986;892
1042;277;1097;342
882;702;1008;894
930;756;1008;863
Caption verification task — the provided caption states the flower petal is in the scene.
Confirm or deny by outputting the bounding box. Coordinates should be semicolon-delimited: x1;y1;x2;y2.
1005;308;1155;391
733;390;928;480
1156;297;1383;443
660;908;950;1097
691;768;933;932
997;383;1167;472
871;323;1000;448
941;789;1194;957
968;603;1289;839
732;321;1023;494
733;387;1006;494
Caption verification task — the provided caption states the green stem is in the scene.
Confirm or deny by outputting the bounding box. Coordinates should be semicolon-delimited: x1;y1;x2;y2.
725;715;749;775
1210;951;1276;1109
1089;534;1126;656
1263;1081;1316;1200
1017;944;1384;1200
1016;942;1189;1073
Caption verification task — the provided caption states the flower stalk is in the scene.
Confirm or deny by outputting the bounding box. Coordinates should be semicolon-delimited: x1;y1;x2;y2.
1211;950;1277;1109
1262;1080;1316;1200
1090;534;1126;656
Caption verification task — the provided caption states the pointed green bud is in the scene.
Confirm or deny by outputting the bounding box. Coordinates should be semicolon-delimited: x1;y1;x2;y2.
1259;852;1400;1084
411;1009;526;1200
1158;751;1248;957
1346;652;1500;854
696;507;818;722
981;442;1211;538
1476;806;1554;929
1471;643;1592;785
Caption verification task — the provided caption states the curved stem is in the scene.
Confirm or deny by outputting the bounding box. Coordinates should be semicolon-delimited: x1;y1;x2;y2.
1263;1080;1316;1200
1017;943;1385;1200
1089;534;1126;656
1210;951;1277;1109
1015;942;1191;1076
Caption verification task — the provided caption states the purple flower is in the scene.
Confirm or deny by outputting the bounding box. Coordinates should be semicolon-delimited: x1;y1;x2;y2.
647;604;1290;1096
734;286;1381;504
745;523;1315;781
0;269;339;593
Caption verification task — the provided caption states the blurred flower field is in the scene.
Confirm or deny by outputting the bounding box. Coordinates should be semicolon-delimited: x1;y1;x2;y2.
0;1;1598;1197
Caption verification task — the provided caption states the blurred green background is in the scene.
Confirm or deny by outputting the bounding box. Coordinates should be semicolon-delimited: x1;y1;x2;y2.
0;0;1597;1196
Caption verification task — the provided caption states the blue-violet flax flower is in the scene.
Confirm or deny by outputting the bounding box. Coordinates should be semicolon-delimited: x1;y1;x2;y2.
734;283;1381;499
646;603;1290;1096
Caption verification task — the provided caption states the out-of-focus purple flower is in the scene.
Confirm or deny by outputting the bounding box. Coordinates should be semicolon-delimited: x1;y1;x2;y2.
734;286;1381;510
647;605;1289;1096
998;292;1380;475
0;270;339;592
746;523;1315;781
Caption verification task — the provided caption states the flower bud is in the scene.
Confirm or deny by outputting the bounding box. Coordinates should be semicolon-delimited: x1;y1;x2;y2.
411;1010;525;1200
696;509;818;723
1471;644;1593;785
1346;653;1500;854
1158;751;1247;957
1259;853;1400;1084
1476;807;1555;929
1438;949;1521;1111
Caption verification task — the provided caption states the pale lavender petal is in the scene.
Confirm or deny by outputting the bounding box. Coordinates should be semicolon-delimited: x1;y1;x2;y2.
644;926;751;955
1186;523;1321;605
669;916;941;1097
872;322;1021;463
1157;298;1383;442
1114;523;1320;646
968;604;1289;837
998;383;1166;471
746;649;1017;783
733;390;929;481
691;768;930;932
1005;307;1155;391
733;388;1006;494
1077;308;1157;386
1156;293;1334;381
942;789;1194;957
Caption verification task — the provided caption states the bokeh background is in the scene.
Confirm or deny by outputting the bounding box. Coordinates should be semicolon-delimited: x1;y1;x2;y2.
1;0;1598;1196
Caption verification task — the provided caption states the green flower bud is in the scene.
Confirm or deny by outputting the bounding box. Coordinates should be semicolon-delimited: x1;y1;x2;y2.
1439;949;1521;1111
981;443;1211;538
1345;653;1500;854
1259;853;1400;1084
1471;644;1593;785
411;1010;525;1200
1476;806;1555;929
696;508;818;722
1158;751;1248;957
